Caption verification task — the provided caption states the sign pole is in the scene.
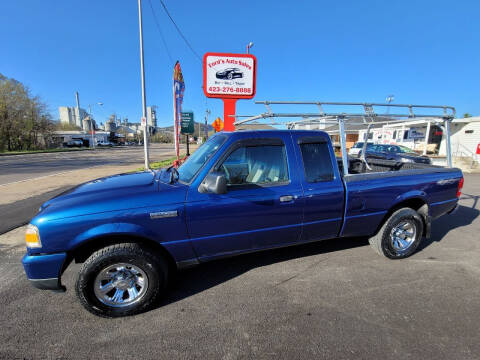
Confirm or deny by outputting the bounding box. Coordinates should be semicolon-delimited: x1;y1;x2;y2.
186;135;190;156
222;99;237;131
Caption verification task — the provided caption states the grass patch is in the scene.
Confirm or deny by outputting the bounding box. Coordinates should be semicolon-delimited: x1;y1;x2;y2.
131;156;182;172
0;148;93;156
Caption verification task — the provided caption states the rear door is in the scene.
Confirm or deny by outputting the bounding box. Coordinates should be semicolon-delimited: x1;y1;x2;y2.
291;133;345;242
185;135;304;259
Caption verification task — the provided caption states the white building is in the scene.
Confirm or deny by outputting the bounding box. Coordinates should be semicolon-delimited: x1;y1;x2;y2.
52;131;109;147
439;117;480;158
59;106;88;128
357;117;480;162
147;106;157;128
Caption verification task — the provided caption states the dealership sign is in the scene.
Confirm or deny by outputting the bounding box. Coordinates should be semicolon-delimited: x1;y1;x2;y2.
204;53;256;98
203;52;257;131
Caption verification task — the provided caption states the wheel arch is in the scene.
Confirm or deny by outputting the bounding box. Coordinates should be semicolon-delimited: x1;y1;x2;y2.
374;196;430;238
68;234;178;275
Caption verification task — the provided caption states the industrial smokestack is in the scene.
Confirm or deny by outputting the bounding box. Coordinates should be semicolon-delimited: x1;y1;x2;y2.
75;91;81;128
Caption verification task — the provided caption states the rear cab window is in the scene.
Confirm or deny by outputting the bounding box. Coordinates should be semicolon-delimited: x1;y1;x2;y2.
298;138;334;182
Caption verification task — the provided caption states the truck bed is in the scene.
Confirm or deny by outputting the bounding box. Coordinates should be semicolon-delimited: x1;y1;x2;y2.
338;157;442;175
336;157;462;239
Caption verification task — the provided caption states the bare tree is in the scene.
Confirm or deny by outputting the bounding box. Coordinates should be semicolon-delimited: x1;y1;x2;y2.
0;73;54;151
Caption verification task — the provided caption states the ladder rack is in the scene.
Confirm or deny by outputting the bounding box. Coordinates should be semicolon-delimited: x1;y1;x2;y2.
233;101;456;176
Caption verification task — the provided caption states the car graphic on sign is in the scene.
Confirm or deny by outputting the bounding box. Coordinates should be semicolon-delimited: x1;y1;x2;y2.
215;68;243;80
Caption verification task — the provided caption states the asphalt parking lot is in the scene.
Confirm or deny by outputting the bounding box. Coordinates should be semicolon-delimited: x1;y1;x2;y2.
0;175;479;359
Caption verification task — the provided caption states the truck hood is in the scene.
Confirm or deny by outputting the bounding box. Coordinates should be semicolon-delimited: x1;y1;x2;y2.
41;171;155;208
36;171;187;221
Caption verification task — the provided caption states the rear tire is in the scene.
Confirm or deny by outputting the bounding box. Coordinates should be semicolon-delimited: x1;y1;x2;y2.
369;208;424;259
75;243;168;317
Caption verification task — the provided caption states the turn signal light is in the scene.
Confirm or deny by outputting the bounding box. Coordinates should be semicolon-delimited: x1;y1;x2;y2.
457;177;464;198
25;224;42;248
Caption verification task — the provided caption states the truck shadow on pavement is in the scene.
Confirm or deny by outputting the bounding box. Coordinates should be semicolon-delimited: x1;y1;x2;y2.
418;196;479;251
160;236;370;308
159;198;479;310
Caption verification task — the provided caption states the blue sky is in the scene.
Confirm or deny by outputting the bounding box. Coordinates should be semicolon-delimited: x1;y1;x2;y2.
1;0;479;127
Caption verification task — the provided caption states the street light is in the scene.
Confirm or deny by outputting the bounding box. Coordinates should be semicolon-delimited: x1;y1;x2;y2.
385;94;394;115
88;102;104;149
246;42;254;54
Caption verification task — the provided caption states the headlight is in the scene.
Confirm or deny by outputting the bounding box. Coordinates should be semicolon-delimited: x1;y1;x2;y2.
25;224;42;248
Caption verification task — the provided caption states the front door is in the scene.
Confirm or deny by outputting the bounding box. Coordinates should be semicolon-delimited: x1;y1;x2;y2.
185;136;304;260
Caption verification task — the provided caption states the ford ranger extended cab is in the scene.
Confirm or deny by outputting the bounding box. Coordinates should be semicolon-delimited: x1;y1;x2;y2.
22;130;463;317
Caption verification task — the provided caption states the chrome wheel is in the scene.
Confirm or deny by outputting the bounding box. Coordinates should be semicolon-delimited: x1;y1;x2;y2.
93;263;149;308
390;220;417;253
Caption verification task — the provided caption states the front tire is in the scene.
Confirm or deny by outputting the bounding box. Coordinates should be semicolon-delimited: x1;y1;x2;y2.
75;243;168;317
369;208;424;259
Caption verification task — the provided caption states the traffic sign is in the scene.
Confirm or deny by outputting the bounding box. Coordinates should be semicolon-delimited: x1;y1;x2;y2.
212;117;224;132
181;112;194;134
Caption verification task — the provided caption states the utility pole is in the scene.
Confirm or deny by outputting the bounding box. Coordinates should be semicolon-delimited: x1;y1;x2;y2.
88;104;95;149
205;109;210;140
137;0;150;170
87;102;103;149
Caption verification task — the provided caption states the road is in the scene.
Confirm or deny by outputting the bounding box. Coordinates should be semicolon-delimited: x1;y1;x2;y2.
0;144;184;185
0;175;479;359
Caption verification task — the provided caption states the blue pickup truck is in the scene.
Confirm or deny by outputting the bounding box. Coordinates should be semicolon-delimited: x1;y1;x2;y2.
22;130;463;317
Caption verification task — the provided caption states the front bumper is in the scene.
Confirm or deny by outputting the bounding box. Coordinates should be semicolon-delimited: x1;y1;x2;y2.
22;252;67;292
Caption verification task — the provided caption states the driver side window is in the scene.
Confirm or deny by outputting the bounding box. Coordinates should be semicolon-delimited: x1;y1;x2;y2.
219;145;289;186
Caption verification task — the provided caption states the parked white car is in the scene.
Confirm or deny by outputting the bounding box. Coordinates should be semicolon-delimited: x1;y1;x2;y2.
97;141;113;147
65;139;83;148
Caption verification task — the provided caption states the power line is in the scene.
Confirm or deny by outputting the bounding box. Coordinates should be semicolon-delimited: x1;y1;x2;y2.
147;0;174;64
158;0;202;63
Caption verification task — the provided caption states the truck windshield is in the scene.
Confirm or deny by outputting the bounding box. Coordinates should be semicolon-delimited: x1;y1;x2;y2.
177;135;227;183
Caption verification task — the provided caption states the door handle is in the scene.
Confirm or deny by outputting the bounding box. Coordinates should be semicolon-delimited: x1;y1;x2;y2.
280;195;294;203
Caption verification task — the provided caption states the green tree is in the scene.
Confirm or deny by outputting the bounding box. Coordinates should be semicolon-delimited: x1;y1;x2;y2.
463;113;472;118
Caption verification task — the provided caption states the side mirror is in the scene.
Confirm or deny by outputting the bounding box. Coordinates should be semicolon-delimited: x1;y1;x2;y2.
199;173;227;194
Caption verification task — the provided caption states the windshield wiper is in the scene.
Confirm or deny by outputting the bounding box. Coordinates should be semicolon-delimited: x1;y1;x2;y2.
166;165;180;184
